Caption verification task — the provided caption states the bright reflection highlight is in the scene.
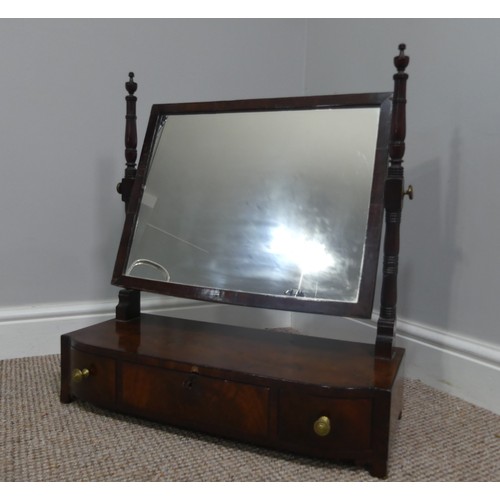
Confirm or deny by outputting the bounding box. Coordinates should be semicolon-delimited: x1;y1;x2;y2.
268;225;336;275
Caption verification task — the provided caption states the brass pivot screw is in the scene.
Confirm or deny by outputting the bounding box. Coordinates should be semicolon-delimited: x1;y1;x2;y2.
403;184;414;200
72;368;90;383
313;416;331;437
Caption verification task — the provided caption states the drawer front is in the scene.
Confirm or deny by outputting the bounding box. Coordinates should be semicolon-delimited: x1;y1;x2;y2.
279;390;372;451
121;362;270;439
70;349;116;403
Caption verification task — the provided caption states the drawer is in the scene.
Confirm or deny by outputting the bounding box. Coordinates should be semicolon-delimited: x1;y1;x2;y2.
69;349;116;403
278;390;372;451
120;362;270;439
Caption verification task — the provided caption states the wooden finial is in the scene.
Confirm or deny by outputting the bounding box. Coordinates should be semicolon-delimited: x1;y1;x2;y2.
394;43;409;73
126;72;137;95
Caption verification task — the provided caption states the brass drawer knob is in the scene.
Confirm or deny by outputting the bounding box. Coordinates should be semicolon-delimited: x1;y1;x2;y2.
313;416;331;437
72;368;90;383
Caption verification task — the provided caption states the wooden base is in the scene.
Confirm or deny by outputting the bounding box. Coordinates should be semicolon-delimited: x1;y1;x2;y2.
60;313;404;478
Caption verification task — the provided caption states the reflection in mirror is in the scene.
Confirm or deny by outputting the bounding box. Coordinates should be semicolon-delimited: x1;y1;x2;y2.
125;107;381;302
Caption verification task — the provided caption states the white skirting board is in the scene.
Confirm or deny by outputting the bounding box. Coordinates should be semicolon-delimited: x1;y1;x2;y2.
291;312;500;415
1;299;498;415
396;318;500;415
0;296;291;361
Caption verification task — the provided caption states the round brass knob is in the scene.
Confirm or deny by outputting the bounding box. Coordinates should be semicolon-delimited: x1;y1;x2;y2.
403;184;414;200
72;368;90;383
313;416;331;437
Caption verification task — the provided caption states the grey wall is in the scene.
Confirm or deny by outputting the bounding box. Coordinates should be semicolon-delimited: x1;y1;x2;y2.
301;19;500;347
0;19;306;308
2;18;499;356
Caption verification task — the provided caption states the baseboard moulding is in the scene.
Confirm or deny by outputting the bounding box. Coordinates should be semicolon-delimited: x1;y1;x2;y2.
0;296;290;361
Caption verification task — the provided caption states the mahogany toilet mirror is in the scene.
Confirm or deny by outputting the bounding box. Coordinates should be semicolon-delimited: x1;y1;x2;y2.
61;44;412;478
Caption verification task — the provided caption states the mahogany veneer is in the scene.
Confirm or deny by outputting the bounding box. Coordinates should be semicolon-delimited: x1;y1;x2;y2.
61;314;404;478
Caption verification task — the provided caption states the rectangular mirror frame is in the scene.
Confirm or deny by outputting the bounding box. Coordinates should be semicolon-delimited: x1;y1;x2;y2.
112;92;393;318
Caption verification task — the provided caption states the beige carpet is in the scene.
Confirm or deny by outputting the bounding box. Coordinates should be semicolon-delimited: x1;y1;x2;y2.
1;354;499;481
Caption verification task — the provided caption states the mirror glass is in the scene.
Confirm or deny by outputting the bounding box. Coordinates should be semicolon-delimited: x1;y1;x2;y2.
113;94;392;317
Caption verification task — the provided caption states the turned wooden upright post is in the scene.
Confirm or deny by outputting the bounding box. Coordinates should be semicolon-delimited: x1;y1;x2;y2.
116;72;141;321
117;72;138;210
375;44;410;359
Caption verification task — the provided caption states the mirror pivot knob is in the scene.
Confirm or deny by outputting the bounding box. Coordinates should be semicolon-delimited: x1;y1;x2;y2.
403;184;414;200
